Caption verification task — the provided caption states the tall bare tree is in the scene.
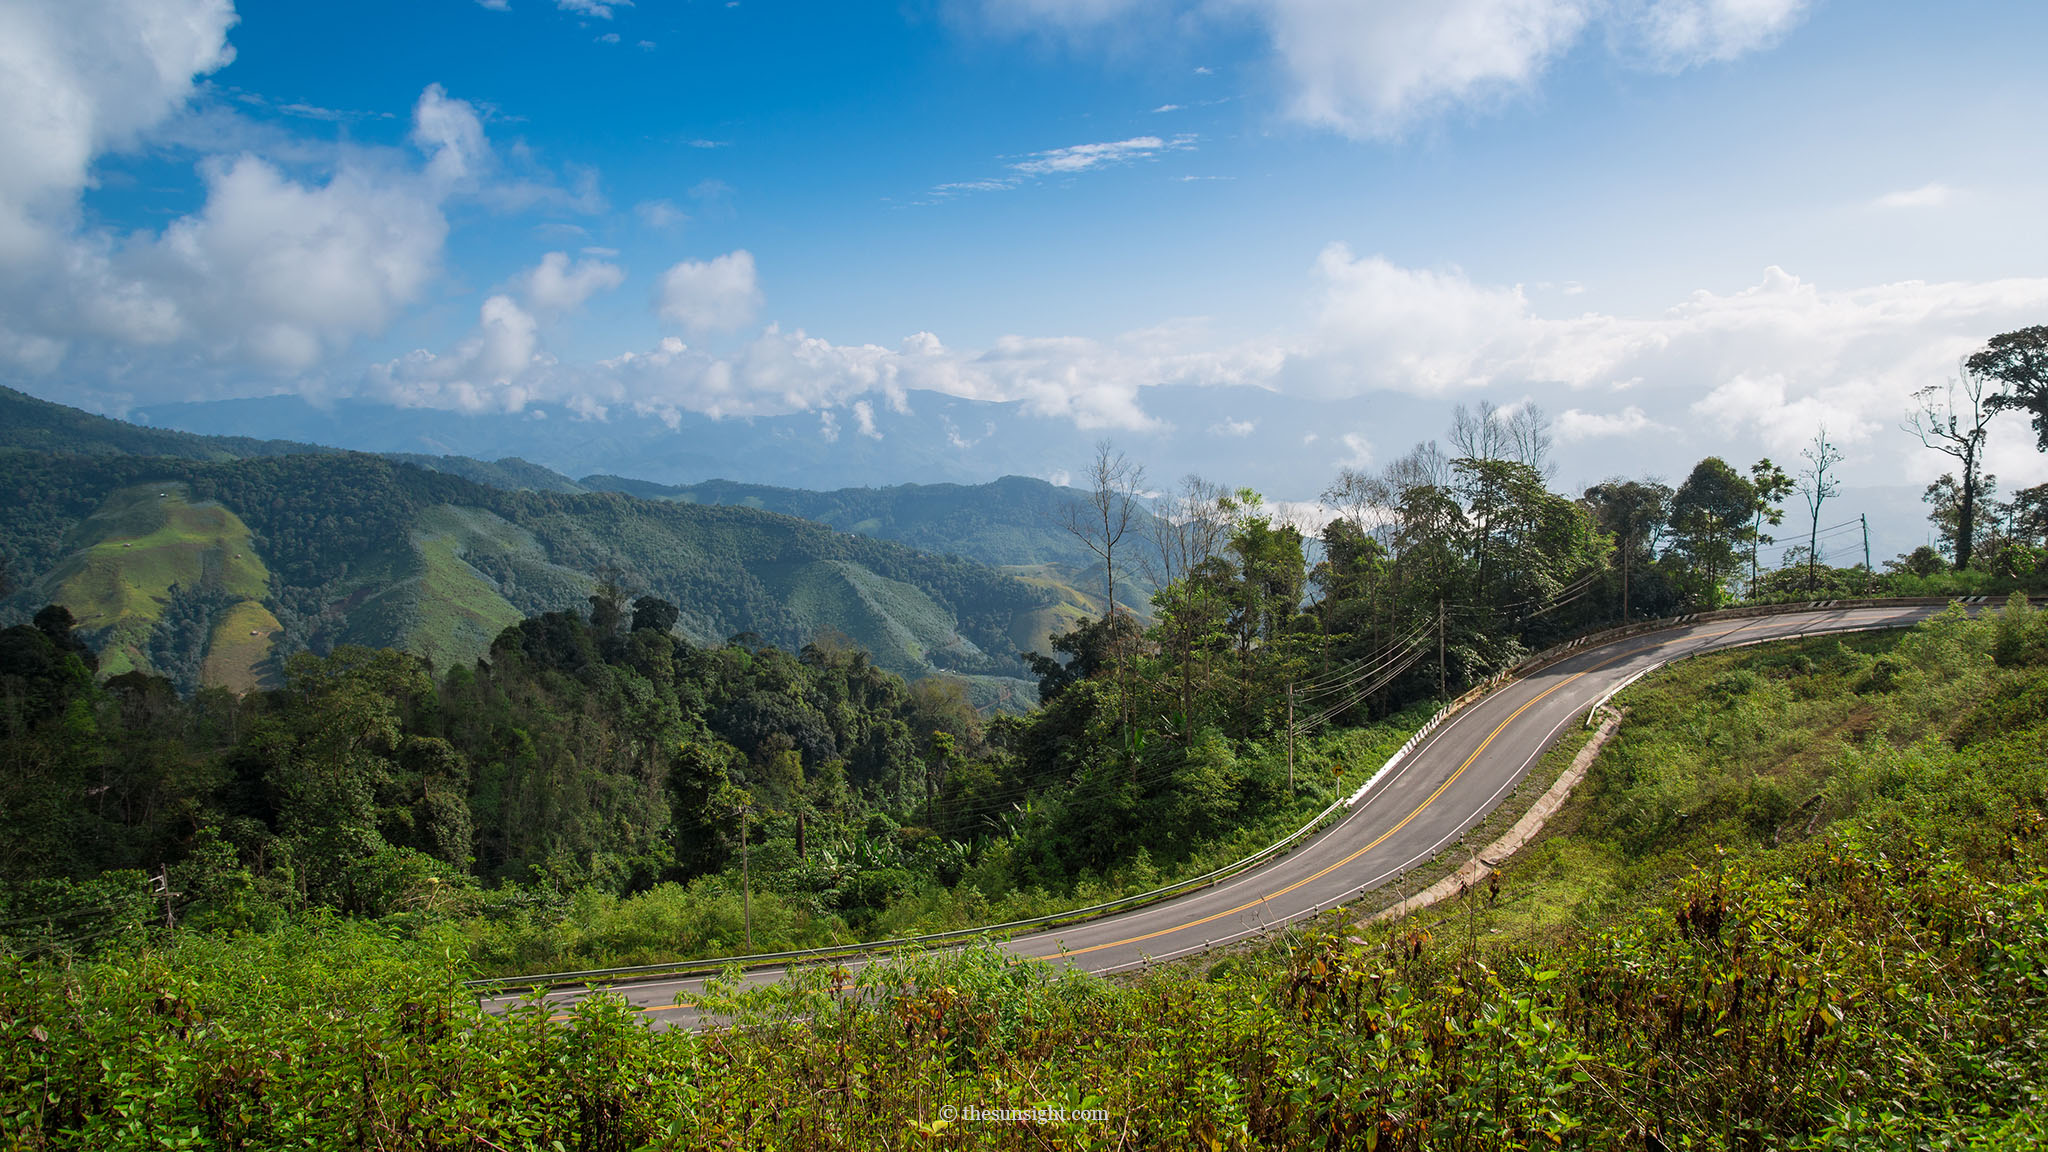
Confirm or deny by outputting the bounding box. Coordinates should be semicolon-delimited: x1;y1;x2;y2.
1506;404;1555;479
1905;361;1996;570
1062;442;1146;737
1146;474;1232;741
1063;441;1146;626
1450;400;1510;462
1798;425;1843;591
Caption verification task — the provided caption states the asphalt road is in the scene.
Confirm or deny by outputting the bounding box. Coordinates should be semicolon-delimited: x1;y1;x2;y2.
482;604;1941;1030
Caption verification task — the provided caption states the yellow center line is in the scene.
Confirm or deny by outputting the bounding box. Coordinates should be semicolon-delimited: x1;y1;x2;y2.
1019;621;1765;962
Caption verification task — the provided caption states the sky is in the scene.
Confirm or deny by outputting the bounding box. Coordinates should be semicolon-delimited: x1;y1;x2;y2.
3;0;2048;558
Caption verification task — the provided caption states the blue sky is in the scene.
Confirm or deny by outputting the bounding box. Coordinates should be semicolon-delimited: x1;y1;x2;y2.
5;0;2048;548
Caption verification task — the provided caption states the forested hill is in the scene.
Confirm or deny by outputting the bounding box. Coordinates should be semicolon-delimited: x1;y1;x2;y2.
0;447;1055;707
0;385;329;462
583;473;1155;572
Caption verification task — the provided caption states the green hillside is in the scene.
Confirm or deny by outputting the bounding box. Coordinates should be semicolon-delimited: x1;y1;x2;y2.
583;472;1159;646
0;385;325;462
0;450;1052;698
33;483;277;686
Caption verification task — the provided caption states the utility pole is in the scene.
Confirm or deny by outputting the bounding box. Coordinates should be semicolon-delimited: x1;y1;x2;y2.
1438;599;1447;700
1861;514;1871;589
1621;536;1631;623
1286;681;1295;793
737;801;753;952
154;865;176;931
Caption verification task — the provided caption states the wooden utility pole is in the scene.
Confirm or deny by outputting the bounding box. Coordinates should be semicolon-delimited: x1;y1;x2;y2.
1286;682;1295;792
1438;599;1447;699
1861;514;1871;584
154;865;176;931
738;803;753;952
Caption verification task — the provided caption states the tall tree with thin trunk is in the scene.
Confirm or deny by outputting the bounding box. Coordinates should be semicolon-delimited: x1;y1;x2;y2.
1583;479;1670;621
1062;441;1145;733
1798;426;1843;591
1145;474;1231;744
1905;361;1996;570
1747;459;1793;597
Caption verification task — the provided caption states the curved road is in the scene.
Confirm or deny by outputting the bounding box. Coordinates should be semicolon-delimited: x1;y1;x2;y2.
485;604;1940;1029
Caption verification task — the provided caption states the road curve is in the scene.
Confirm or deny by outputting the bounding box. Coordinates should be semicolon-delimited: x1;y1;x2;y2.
484;604;1941;1029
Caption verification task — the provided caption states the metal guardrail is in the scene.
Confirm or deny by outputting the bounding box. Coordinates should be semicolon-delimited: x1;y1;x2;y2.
469;594;1991;994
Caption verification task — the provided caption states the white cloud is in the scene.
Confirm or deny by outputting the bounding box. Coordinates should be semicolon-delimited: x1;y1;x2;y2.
1340;432;1373;467
1011;134;1194;175
518;250;623;316
1626;0;1810;69
369;293;545;414
130;154;450;370
0;8;590;392
1255;0;1593;136
1875;183;1954;210
0;0;237;263
636;198;687;229
477;0;511;10
1211;418;1256;436
656;250;762;333
930;134;1196;199
557;0;630;17
411;84;490;191
976;0;1807;137
819;409;839;442
852;399;882;439
1556;405;1661;440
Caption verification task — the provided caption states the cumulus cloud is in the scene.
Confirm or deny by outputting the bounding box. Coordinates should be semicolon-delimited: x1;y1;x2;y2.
1211;418;1256;436
130;154;450;370
0;6;599;391
370;293;545;413
1256;0;1593;136
0;0;237;263
657;250;762;333
518;250;624;316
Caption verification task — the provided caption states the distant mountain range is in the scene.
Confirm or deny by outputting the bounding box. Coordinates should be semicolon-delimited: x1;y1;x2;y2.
0;386;1153;711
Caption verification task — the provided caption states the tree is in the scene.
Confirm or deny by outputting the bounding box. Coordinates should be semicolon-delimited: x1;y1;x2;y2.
1746;459;1793;597
1976;326;2048;450
1669;458;1755;607
1583;479;1671;621
1146;475;1233;742
1923;472;2001;565
1797;426;1843;592
1062;441;1146;627
1060;442;1145;735
1905;363;1996;569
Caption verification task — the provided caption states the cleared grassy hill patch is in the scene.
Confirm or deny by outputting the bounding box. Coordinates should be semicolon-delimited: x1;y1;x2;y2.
41;484;271;679
201;600;282;692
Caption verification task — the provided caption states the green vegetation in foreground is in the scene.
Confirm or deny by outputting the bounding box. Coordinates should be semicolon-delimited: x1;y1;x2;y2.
13;603;2048;1147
